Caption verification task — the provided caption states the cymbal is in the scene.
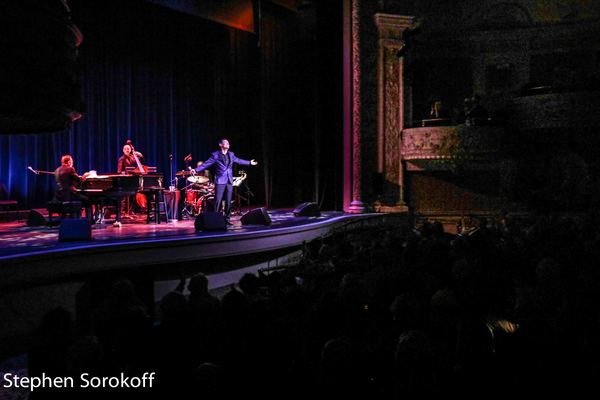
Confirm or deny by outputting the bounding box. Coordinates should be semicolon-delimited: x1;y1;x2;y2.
187;175;209;184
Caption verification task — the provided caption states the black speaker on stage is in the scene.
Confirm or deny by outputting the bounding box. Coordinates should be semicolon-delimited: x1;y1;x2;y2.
27;208;50;226
58;218;92;241
241;207;271;226
195;212;227;231
293;202;320;217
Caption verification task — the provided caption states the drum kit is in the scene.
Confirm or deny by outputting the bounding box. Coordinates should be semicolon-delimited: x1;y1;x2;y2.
176;170;215;217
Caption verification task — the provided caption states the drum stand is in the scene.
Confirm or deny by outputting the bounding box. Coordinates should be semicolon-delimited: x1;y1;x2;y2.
181;181;194;219
181;181;201;219
181;194;196;220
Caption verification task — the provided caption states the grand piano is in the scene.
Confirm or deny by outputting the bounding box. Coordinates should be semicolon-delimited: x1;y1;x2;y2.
80;172;164;226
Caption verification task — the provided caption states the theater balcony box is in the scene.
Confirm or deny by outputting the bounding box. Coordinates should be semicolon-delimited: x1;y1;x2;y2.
400;125;515;214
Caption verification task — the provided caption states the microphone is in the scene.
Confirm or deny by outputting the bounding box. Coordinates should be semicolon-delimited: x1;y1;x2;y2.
27;166;39;175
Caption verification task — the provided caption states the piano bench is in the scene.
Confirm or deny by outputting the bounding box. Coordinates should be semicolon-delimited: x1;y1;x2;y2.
47;201;83;222
0;200;18;222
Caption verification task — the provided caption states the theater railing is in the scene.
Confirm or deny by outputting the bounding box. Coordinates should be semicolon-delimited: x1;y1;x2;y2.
401;125;505;169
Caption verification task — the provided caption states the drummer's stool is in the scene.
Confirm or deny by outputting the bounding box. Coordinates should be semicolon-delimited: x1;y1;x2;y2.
143;188;167;224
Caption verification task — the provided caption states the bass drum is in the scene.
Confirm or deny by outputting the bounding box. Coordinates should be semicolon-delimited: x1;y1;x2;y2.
185;189;202;205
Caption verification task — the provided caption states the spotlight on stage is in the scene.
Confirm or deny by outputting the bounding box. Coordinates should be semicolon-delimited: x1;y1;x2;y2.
292;202;320;217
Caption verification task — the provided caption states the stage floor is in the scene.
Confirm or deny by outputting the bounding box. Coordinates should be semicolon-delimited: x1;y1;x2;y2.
0;209;388;288
0;210;329;256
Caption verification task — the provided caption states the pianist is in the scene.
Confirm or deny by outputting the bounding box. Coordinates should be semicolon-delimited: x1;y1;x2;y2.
54;154;88;202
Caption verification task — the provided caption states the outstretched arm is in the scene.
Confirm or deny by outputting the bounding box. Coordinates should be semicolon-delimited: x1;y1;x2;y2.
195;154;217;172
233;154;258;166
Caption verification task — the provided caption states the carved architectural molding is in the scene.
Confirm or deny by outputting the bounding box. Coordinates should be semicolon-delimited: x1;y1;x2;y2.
383;46;399;182
401;125;505;162
348;0;365;213
343;0;366;213
375;14;416;41
374;13;415;211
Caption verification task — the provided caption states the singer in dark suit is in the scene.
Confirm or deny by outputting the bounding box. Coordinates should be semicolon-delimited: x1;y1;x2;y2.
195;138;258;223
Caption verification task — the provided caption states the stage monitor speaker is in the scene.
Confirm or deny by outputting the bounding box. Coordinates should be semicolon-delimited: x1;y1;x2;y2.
293;202;320;217
58;218;92;241
195;212;227;231
27;208;50;226
241;207;271;226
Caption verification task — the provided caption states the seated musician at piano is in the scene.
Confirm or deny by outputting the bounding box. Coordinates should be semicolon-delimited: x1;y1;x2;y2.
117;144;144;174
54;154;91;217
54;154;88;201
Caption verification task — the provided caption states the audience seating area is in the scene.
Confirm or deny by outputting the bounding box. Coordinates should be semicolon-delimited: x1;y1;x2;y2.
6;213;600;396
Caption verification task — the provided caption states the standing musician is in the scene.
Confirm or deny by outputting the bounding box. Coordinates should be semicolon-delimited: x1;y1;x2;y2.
195;138;257;224
117;140;145;215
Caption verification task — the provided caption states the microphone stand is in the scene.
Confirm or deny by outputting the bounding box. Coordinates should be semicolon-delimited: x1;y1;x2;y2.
169;154;173;189
247;183;254;207
242;180;254;209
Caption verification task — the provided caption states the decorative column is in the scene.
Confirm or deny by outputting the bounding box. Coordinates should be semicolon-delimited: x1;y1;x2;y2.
374;14;415;213
343;0;365;213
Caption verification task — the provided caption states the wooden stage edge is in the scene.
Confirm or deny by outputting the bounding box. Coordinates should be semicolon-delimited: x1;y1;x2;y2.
0;211;409;289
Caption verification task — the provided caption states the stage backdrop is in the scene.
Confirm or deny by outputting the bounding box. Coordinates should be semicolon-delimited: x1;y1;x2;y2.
0;0;260;208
